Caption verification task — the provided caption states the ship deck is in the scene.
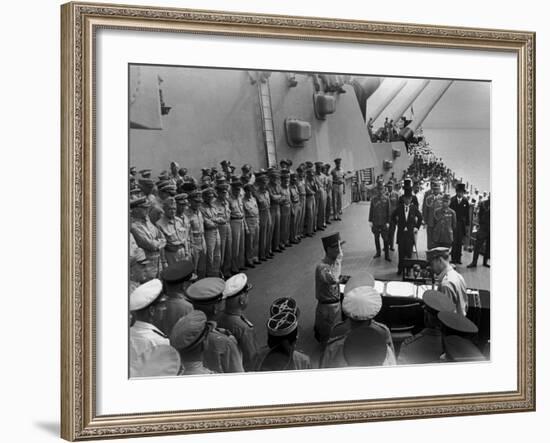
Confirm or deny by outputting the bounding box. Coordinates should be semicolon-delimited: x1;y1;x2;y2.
242;200;490;367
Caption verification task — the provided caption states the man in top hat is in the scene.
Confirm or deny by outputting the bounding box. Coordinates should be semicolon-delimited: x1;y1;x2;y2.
314;161;327;231
279;170;292;248
391;187;423;275
183;190;207;279
154;260;195;336
437;311;484;362
155;196;190;266
212;182;233;278
289;172;302;244
320;286;395;368
422;179;443;249
254;171;272;261
449;183;470;264
130;197;167;278
267;169;283;253
243;183;260;267
217;273;258;371
314;232;345;346
200;187;223;277
399;178;419;208
304;168;317;236
468;194;490;268
130;279;172;377
397;290;456;365
186;277;244;373
170;311;214;375
255;311;311;371
369;177;391;261
427;247;468;315
432;193;456;249
228;176;247;274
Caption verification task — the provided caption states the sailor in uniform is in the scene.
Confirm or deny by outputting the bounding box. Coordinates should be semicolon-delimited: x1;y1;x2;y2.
130;279;173;377
331;158;345;220
255;311;311;371
186;277;244;373
320;286;396;368
217;273;258;371
397;290;456;365
427;247;469;316
314;232;345;346
170;310;215;375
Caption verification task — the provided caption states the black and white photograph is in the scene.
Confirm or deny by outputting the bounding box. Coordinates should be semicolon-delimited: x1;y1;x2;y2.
128;64;491;377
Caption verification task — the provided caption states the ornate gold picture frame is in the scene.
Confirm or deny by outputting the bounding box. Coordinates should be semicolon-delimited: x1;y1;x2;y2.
61;1;535;440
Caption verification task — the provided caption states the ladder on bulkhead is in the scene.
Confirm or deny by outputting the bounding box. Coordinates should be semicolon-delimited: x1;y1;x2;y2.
257;79;277;168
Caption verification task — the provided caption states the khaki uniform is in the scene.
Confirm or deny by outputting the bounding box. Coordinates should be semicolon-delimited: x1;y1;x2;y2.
255;189;271;259
289;184;301;243
183;207;207;278
228;194;246;273
243;195;260;265
279;186;291;246
368;191;391;255
314;257;342;344
304;178;317;236
213;198;232;277
315;173;327;229
331;168;345;218
325;174;333;222
131;218;166;278
437;265;469;316
155;215;190;266
203;323;244;373
200;203;222;277
153;292;194;336
296;178;306;237
267;183;282;251
217;312;259;371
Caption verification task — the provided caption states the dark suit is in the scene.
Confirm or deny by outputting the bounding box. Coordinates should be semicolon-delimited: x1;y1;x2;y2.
472;199;490;265
449;195;470;262
391;203;423;273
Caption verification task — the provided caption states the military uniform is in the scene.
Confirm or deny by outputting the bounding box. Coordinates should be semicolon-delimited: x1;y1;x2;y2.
369;188;391;259
183;205;207;278
315;168;327;230
433;205;457;248
449;192;470;263
130;321;172;377
436;264;469;316
296;174;307;238
254;346;311;371
289;179;301;243
331;163;345;220
304;175;317;236
267;179;282;252
325;171;333;222
243;192;260;265
255;185;272;260
422;189;444;249
155;214;190;266
279;182;292;247
131;218;166;278
217;313;258;371
200;199;222;277
228;189;246;273
397;328;443;365
212;195;232;277
314;256;342;344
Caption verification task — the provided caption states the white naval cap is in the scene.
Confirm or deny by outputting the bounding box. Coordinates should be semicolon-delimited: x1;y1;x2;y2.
342;286;382;321
129;278;163;311
223;273;252;299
